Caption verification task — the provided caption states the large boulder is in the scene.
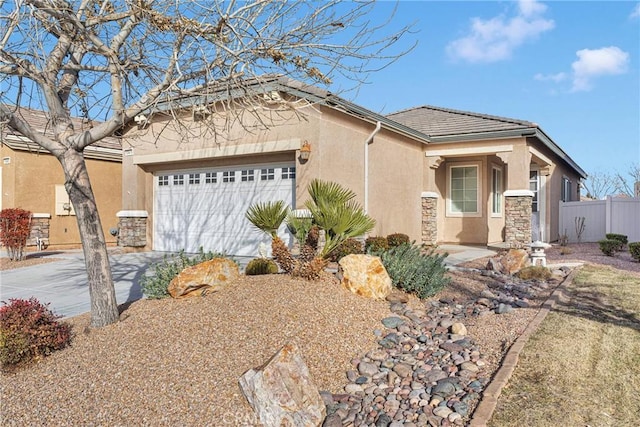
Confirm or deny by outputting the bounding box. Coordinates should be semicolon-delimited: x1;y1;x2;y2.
339;254;392;300
239;342;326;427
500;249;530;275
168;258;239;298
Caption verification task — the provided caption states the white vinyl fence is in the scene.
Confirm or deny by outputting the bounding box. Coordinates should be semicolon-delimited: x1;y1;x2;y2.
559;197;640;243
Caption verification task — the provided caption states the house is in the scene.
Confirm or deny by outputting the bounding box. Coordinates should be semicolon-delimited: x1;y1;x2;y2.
117;76;586;256
0;107;122;249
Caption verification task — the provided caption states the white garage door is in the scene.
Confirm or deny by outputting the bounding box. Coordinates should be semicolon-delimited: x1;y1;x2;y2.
154;163;295;257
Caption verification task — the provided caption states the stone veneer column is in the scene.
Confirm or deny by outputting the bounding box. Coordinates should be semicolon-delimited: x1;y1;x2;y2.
504;190;534;248
28;213;51;247
116;210;148;247
421;192;438;246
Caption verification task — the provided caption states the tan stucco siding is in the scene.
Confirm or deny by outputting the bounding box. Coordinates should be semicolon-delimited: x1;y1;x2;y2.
0;146;121;247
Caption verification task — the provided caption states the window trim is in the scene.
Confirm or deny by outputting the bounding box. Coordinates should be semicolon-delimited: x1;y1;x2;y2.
491;165;503;217
561;176;572;202
446;162;482;218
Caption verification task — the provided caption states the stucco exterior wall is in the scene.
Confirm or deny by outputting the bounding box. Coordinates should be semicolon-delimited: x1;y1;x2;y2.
121;103;427;249
0;145;121;248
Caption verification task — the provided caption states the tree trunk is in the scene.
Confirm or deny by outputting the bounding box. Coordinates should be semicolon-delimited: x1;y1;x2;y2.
59;149;119;327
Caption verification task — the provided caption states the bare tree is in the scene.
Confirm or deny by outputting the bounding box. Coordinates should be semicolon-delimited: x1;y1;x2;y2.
615;163;640;197
581;171;617;200
0;0;413;327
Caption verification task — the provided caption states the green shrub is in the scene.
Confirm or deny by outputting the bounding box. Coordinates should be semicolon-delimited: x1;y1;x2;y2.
605;233;628;251
1;298;71;370
516;266;552;281
329;238;363;262
598;239;618;257
378;243;451;299
245;258;279;275
365;236;388;254
140;248;227;299
629;242;640;262
386;233;410;248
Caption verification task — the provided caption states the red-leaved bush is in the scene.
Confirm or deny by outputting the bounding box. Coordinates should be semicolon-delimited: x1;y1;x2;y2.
0;208;32;261
0;298;72;370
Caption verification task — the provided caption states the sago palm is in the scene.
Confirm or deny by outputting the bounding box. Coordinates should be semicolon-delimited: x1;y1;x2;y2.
245;201;296;273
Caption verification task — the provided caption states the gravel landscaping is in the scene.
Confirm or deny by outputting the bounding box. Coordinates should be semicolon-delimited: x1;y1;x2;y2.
1;241;636;426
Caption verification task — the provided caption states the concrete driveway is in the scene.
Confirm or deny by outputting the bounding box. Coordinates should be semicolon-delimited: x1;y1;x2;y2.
0;250;170;319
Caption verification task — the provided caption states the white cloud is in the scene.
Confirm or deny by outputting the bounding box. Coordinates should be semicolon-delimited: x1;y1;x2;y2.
571;46;629;91
534;72;567;83
446;0;554;63
631;3;640;19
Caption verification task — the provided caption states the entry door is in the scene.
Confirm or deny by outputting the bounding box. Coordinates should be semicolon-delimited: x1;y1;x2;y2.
154;164;295;256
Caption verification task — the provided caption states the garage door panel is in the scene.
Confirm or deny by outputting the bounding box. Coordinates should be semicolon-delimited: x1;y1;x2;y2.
154;164;294;256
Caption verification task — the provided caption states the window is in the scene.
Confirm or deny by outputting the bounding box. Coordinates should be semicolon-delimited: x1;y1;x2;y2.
205;172;217;184
491;167;503;216
561;177;572;202
188;173;201;185
261;168;275;181
282;167;296;179
158;175;169;186
529;170;539;212
173;174;184;185
448;164;480;216
241;169;255;182
222;171;235;183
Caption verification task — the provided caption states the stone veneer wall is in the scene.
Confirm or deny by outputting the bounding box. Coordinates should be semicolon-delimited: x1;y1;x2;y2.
28;214;51;246
116;211;148;247
421;194;438;246
504;195;532;248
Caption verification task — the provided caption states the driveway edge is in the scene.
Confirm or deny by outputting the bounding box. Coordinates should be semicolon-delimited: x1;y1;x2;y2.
468;267;579;427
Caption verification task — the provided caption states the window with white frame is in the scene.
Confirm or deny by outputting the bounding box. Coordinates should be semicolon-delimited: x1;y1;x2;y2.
491;166;503;216
241;169;255;182
205;172;217;184
173;174;184;185
222;171;235;183
261;168;275;181
158;175;169;186
561;177;572;202
282;167;296;179
188;173;200;185
529;170;539;212
448;164;480;216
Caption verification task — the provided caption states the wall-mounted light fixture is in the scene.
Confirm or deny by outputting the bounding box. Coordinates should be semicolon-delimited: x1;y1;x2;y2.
299;140;311;162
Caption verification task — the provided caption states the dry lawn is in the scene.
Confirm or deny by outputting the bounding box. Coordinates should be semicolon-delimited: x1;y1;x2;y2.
489;264;640;427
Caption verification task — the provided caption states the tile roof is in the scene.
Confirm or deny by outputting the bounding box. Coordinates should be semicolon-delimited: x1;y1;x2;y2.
386;105;537;137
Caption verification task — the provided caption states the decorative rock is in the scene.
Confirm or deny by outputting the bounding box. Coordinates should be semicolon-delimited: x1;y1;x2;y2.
382;316;405;329
460;362;479;373
496;303;514;314
486;258;503;272
345;384;364;393
433;380;456;398
393;363;413;378
322;413;343;427
433;406;453;418
339;254;392;300
386;289;409;303
239;342;325;427
450;322;467;336
358;362;379;377
500;249;530;275
168;258;239;298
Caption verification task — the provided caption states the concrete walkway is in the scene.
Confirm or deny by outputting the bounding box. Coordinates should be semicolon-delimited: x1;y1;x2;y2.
0;245;497;319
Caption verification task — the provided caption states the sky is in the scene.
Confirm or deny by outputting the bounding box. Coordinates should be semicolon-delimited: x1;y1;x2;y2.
331;0;640;178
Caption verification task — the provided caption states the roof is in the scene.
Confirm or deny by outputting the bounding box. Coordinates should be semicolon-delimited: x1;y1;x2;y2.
144;75;585;178
1;106;122;161
388;105;586;178
387;105;536;137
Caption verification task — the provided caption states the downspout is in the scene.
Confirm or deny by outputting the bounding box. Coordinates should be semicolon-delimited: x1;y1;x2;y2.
364;121;382;214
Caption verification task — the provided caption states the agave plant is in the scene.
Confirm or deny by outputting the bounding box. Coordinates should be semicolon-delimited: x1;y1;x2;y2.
305;179;375;258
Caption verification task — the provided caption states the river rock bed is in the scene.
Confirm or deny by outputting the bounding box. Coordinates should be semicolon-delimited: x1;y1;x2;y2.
321;267;569;427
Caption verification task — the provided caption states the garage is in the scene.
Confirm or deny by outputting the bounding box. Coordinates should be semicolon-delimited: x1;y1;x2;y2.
154;163;295;256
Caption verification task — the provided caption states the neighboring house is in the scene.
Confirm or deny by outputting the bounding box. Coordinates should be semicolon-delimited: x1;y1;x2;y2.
118;76;585;256
0;107;122;249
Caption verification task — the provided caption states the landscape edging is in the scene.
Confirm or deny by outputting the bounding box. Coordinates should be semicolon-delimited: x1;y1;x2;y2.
467;267;580;427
